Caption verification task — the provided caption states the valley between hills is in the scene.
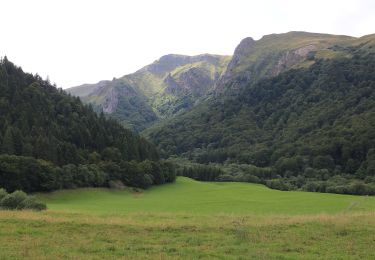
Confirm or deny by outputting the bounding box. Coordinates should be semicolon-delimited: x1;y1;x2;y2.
1;31;375;259
68;31;375;196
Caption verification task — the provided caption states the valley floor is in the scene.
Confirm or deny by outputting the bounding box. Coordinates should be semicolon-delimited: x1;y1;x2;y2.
1;177;374;259
36;177;375;215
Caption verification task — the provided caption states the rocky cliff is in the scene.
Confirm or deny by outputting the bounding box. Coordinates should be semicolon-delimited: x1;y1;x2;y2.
215;31;355;94
67;54;230;131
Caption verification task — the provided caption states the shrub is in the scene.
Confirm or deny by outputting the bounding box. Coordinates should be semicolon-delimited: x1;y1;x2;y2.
181;165;224;181
265;179;294;191
0;190;28;209
19;196;47;211
0;190;46;211
242;174;261;183
302;182;318;192
142;174;154;188
0;188;7;201
216;174;235;182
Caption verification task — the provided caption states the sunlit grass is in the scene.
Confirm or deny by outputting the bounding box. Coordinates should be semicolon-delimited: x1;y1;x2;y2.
1;177;374;259
38;177;375;215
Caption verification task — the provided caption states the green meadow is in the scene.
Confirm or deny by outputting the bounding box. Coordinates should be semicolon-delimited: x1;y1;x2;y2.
39;177;375;215
1;177;374;259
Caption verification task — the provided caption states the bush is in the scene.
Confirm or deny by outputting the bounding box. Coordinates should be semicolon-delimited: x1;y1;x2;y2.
240;174;261;183
325;182;375;195
0;190;46;211
0;190;28;209
302;182;318;192
20;196;47;211
142;174;154;188
0;188;7;201
265;179;294;191
181;165;224;181
216;174;235;182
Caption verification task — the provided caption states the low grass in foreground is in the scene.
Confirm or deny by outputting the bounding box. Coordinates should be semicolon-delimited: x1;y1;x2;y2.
0;211;374;259
0;177;374;259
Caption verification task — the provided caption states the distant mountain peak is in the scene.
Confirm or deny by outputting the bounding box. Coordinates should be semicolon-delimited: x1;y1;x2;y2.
137;53;227;77
67;53;230;131
215;31;358;94
226;37;256;73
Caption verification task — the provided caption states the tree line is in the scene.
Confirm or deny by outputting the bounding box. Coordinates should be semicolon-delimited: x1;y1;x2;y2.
0;154;176;192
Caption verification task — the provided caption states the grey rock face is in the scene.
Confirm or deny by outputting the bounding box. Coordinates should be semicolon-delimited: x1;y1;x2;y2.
215;37;320;95
227;37;256;71
271;45;317;76
176;67;213;96
102;87;119;113
165;67;214;97
215;37;255;93
67;53;229;131
101;82;138;113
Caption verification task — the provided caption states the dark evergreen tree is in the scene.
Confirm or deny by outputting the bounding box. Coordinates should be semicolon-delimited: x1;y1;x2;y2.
0;58;176;192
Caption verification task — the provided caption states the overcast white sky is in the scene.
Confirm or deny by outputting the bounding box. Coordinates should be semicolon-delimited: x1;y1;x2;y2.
1;0;374;88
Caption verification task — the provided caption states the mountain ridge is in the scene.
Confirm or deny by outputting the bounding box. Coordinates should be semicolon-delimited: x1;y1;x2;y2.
67;31;375;132
144;48;375;194
66;31;375;132
67;53;230;131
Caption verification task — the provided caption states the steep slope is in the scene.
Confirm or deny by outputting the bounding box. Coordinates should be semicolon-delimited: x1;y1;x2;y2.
67;54;230;131
81;78;158;132
144;43;375;193
145;33;375;152
0;57;176;192
215;31;356;94
68;32;375;133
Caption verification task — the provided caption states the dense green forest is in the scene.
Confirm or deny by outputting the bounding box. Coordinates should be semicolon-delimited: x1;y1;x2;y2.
0;57;175;192
146;51;375;194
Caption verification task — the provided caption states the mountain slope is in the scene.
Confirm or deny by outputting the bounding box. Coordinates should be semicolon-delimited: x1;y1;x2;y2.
144;46;375;193
0;57;176;192
67;54;230;131
68;32;375;133
0;56;159;164
215;31;358;94
145;32;375;159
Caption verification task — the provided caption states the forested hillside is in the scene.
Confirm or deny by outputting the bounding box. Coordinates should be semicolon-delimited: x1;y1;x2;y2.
0;57;175;192
145;49;375;194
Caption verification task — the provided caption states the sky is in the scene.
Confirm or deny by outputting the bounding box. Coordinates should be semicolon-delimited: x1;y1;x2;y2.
1;0;374;89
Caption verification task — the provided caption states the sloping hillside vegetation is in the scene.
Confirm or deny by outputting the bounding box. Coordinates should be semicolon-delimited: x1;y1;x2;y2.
215;31;355;94
80;79;158;132
68;32;374;134
145;50;375;194
0;57;175;192
67;54;230;131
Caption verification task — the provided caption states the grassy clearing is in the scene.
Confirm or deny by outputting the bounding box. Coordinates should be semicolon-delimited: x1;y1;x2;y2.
38;177;375;215
1;177;374;259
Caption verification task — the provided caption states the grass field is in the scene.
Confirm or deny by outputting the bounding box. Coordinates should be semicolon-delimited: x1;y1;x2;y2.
1;177;375;259
38;177;375;215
